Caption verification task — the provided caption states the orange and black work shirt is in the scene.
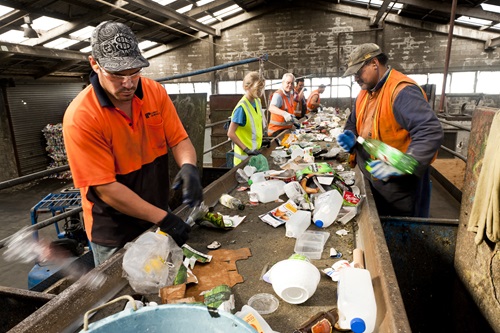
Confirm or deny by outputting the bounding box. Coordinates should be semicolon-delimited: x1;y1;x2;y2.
306;89;321;113
63;72;188;247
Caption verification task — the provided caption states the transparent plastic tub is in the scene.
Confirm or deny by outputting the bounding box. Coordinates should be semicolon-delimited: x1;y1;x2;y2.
294;230;330;260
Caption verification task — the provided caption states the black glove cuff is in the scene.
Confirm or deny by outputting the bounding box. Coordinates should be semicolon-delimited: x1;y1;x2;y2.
159;213;191;234
181;163;198;172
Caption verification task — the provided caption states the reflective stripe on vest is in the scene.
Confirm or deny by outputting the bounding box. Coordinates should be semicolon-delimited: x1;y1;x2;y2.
233;96;263;165
268;89;294;136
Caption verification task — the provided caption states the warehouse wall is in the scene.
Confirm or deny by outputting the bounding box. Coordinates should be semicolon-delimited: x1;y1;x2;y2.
0;90;17;180
145;6;500;83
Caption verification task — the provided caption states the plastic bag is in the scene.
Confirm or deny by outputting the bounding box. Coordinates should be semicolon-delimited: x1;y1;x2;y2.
122;231;183;294
249;154;269;172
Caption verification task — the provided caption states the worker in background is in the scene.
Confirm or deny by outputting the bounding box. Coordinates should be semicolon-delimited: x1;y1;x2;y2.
293;77;307;118
337;43;443;217
268;73;298;137
63;21;203;267
227;72;266;166
306;84;326;113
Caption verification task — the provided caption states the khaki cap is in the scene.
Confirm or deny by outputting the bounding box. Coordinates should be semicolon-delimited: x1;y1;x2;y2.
342;43;383;77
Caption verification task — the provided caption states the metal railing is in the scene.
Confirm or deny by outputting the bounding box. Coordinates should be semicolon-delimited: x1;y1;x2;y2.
437;116;471;162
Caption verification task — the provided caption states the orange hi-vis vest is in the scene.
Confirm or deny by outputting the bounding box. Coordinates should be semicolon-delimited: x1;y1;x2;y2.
306;89;321;113
354;69;427;154
267;89;294;136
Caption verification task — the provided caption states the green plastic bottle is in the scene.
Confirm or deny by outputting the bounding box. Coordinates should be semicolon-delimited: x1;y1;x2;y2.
356;136;418;174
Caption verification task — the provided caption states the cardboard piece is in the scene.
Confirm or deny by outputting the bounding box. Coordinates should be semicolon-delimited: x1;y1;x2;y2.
185;247;251;301
160;283;186;304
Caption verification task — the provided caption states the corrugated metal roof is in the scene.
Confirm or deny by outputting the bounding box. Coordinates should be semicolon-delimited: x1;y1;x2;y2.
0;0;498;80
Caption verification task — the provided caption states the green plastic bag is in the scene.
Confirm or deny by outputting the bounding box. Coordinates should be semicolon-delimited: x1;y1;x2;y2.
248;155;269;172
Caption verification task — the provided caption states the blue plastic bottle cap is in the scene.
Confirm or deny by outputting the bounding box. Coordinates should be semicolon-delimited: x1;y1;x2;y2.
314;220;324;228
350;317;366;333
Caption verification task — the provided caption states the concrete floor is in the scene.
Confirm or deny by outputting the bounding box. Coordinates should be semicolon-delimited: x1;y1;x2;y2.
0;178;74;289
0;170;460;291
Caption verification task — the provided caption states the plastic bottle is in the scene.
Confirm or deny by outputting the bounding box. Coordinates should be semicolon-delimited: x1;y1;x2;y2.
250;181;280;203
337;267;377;333
267;179;286;196
285;210;311;238
235;305;276;333
356;136;418;174
219;194;245;210
312;190;343;228
249;171;266;185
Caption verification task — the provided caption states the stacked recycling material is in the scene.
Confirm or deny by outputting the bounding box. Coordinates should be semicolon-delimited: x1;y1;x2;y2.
43;123;71;179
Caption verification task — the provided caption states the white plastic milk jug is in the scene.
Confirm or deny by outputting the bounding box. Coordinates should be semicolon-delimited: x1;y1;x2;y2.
337;267;377;333
312;190;343;228
250;181;280;203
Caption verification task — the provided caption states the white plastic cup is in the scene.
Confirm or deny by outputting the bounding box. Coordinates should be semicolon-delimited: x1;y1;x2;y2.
268;258;320;304
337;267;377;333
285;210;311;238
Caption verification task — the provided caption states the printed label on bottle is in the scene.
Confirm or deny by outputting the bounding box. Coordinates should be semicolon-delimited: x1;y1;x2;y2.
242;313;264;333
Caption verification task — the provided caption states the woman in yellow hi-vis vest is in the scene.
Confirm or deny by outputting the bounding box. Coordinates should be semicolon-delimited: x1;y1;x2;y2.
227;72;266;166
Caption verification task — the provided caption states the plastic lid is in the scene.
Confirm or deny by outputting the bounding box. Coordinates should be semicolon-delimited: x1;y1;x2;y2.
351;317;366;333
247;293;279;315
314;220;324;228
356;136;365;144
247;179;253;186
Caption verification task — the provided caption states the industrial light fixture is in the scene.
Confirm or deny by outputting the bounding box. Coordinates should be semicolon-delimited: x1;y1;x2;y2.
23;15;39;39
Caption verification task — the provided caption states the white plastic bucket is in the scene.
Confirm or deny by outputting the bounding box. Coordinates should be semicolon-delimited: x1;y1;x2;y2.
268;258;320;304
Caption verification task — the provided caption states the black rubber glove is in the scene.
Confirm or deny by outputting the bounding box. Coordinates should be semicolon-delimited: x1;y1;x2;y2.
244;147;261;155
172;163;203;207
159;213;191;246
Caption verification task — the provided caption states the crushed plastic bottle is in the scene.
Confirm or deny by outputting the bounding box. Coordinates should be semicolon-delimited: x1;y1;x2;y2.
219;194;245;210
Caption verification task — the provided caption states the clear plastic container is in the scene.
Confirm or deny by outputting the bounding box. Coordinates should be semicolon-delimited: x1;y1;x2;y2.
247;293;279;315
294;230;329;260
337;267;377;333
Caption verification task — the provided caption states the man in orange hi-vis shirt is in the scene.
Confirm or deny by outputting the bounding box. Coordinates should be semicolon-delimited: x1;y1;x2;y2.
63;21;202;266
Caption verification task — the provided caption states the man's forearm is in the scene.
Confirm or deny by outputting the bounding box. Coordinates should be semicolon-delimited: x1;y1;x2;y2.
171;137;197;167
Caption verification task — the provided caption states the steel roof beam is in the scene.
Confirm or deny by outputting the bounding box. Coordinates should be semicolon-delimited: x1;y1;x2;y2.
0;41;88;61
127;0;219;36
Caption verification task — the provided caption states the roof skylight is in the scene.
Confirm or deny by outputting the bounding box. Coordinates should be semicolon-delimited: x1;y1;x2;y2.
456;15;492;27
43;37;80;49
